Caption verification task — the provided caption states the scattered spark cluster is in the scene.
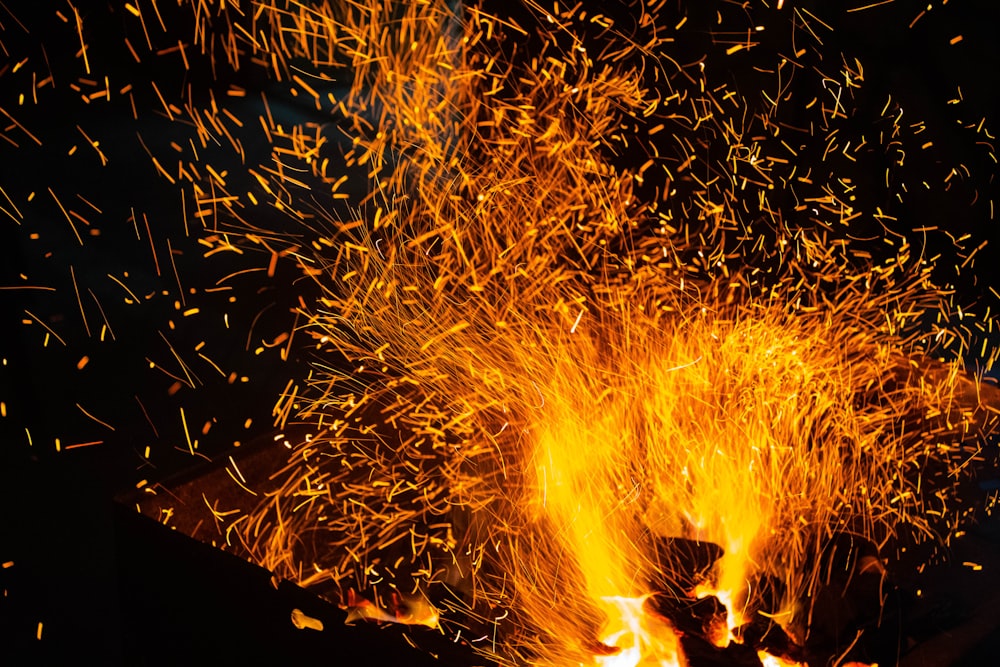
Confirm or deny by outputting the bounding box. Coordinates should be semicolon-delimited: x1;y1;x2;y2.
3;0;999;665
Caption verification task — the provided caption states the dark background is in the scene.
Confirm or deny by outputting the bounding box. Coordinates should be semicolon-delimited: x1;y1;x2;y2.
1;0;999;664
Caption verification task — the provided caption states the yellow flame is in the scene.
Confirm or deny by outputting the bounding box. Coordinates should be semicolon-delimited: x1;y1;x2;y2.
757;652;804;667
693;583;743;647
596;597;685;667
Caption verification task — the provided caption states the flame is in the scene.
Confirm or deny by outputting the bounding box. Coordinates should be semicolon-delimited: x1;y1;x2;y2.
596;597;685;667
758;657;875;667
525;384;688;665
757;652;804;667
342;590;440;630
692;583;743;647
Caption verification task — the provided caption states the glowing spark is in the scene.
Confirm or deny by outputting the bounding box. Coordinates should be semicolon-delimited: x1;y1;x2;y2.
290;608;324;632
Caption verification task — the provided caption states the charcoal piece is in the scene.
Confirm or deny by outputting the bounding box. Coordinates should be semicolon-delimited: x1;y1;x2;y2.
679;631;764;667
648;537;726;594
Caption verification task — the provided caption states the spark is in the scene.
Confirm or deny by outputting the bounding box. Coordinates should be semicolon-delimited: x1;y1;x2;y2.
22;309;67;347
47;187;83;245
68;1;90;74
847;0;895;11
180;407;194;454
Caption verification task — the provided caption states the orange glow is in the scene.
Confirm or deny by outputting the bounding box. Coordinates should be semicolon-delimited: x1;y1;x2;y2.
596;597;685;667
693;583;744;647
757;652;804;667
342;590;440;630
6;0;1000;662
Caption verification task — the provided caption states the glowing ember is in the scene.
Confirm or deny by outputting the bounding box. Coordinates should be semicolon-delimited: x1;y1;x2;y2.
693;583;744;647
757;652;803;667
343;590;440;630
290;608;325;632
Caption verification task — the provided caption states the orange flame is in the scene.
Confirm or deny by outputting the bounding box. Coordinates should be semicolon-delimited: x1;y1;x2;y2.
596;597;686;667
692;583;744;647
757;652;804;667
343;590;440;630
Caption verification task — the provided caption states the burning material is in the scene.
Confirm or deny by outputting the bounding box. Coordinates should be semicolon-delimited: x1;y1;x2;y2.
594;597;685;667
343;589;441;629
290;607;325;632
4;0;1000;665
757;654;802;667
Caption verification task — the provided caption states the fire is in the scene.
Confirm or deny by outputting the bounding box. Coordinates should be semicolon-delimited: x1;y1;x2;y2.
596;597;685;667
217;0;997;661
756;655;870;667
16;0;994;664
486;297;946;664
342;590;441;629
692;583;743;647
525;382;687;665
757;652;804;667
